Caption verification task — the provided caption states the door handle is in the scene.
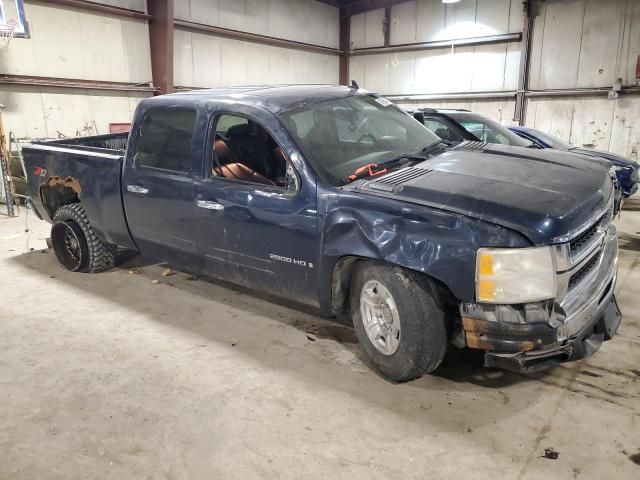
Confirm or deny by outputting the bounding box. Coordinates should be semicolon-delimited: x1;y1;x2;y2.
127;185;149;195
197;200;224;211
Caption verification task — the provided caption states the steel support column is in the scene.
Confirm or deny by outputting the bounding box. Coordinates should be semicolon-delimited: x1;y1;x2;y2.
339;7;350;86
514;0;533;125
148;0;174;95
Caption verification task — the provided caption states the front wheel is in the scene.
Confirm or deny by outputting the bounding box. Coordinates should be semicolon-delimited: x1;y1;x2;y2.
350;262;448;382
51;204;116;273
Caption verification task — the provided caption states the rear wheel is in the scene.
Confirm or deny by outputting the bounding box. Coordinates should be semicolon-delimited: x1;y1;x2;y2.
350;262;448;382
51;204;116;273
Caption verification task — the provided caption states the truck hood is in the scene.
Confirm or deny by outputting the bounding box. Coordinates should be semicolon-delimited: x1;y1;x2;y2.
351;143;613;245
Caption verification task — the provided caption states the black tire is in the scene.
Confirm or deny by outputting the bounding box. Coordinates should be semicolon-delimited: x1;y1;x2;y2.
350;262;448;382
51;204;117;273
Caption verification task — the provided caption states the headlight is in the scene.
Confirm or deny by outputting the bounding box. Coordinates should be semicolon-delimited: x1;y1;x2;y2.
476;247;556;304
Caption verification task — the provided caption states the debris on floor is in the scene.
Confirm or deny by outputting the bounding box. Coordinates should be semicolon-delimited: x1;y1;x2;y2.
629;450;640;465
151;279;159;285
162;268;175;277
542;447;559;460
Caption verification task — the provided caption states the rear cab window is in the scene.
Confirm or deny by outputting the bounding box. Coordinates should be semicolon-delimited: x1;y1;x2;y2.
134;108;197;173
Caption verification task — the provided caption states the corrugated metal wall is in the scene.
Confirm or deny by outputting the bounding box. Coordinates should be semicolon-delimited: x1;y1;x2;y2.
350;0;522;95
173;0;339;88
0;0;152;138
525;0;640;160
1;0;339;139
356;0;640;161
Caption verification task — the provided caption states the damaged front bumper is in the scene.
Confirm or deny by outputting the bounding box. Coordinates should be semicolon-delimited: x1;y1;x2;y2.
460;223;621;373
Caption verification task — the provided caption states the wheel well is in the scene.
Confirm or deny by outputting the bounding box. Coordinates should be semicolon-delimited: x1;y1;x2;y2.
331;256;459;318
39;176;81;219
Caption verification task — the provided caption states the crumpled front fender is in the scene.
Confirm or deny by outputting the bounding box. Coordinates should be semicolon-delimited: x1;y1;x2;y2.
317;191;531;311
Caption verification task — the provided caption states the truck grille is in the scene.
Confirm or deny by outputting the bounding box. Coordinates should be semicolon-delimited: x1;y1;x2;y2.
569;214;605;256
568;250;602;290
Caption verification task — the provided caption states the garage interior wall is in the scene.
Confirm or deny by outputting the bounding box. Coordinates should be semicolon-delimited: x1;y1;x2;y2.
0;0;153;138
173;0;339;88
526;0;640;160
350;0;522;123
352;0;640;160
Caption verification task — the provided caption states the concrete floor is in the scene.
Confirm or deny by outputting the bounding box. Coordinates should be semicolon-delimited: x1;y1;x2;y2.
1;202;639;480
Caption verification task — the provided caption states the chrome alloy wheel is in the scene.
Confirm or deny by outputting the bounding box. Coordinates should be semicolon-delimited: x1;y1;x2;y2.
360;279;401;355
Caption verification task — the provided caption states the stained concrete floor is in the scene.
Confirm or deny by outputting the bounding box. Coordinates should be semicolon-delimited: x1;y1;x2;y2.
1;200;639;480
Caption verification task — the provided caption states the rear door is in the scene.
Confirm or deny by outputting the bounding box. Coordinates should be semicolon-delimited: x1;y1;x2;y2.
122;107;201;270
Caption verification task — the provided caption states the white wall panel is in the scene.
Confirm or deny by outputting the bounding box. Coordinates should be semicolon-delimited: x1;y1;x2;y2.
174;29;195;87
174;31;338;88
352;44;520;95
362;54;389;94
0;2;151;83
610;98;640;161
389;1;416;46
188;0;220;26
0;86;148;139
530;0;585;90
525;96;640;161
350;9;385;49
362;0;523;98
415;0;446;43
388;52;415;94
529;0;639;90
577;0;624;88
177;0;338;49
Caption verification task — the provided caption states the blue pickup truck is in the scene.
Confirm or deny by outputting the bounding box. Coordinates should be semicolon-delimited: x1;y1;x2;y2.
23;85;622;381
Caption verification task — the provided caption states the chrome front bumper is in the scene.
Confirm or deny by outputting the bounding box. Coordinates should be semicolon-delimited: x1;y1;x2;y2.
460;223;621;372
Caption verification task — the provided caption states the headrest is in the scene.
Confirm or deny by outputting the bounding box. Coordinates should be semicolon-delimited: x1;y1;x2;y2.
227;123;253;138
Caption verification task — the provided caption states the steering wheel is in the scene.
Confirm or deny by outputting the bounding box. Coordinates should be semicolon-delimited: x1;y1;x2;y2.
356;133;377;146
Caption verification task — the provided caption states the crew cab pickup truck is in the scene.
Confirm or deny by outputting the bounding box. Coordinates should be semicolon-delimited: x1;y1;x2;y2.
23;85;622;382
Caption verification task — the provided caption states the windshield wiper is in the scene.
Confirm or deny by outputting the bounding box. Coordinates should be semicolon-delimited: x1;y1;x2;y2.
345;152;429;183
344;141;450;184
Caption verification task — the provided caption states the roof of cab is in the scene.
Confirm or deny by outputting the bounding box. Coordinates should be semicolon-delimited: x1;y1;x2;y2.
142;84;370;114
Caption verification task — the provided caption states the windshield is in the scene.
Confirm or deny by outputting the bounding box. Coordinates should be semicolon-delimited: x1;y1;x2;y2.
524;128;573;150
448;113;532;148
278;95;440;186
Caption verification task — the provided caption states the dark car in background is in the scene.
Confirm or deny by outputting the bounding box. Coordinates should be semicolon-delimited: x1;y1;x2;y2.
510;125;639;198
408;108;533;148
408;108;631;204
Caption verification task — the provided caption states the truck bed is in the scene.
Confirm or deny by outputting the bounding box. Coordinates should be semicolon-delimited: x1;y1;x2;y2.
22;133;137;250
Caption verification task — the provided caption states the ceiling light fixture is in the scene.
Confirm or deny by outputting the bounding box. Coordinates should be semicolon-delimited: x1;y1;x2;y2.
442;0;461;4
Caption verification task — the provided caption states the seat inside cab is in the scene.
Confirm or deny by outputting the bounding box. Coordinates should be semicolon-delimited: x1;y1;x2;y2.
212;116;287;187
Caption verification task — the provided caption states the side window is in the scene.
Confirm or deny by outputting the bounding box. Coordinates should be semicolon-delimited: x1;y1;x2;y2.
424;118;464;143
210;114;298;192
458;121;510;145
135;108;197;173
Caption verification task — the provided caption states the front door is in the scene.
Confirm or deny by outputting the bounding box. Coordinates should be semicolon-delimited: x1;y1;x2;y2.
122;107;201;271
194;112;319;305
